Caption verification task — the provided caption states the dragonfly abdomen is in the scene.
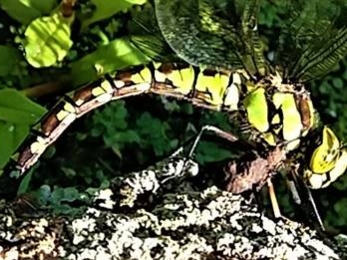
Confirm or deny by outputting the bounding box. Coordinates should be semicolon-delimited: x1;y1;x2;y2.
114;62;244;111
10;62;242;174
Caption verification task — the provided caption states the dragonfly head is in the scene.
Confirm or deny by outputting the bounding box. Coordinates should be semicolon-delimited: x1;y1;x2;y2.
303;126;347;189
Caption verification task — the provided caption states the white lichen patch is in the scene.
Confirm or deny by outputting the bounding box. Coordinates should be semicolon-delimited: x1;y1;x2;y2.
261;215;277;235
118;169;160;207
72;214;97;245
94;189;115;209
0;213;61;259
110;150;200;209
1;215;13;227
305;238;339;258
1;247;19;260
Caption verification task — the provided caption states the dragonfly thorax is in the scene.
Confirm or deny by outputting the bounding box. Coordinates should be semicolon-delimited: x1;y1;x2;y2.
242;73;315;151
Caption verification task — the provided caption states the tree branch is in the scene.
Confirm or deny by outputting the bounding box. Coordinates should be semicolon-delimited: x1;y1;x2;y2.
0;150;346;259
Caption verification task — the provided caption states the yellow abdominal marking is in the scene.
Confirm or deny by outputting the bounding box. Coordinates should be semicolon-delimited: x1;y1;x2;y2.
30;137;47;154
56;102;76;121
91;80;113;97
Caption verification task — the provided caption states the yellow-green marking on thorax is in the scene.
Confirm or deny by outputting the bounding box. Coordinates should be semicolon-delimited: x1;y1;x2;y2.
243;87;269;133
273;92;303;142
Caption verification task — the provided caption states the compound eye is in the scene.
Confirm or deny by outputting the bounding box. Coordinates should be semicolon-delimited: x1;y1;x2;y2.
305;148;347;189
309;126;340;174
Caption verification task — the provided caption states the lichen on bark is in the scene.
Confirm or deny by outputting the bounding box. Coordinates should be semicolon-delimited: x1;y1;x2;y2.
0;149;346;259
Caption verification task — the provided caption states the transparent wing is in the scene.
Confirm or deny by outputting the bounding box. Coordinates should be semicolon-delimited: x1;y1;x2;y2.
275;0;347;82
154;0;267;76
131;0;347;82
129;3;181;62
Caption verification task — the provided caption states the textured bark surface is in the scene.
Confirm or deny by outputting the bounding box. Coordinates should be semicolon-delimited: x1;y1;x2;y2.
0;150;346;260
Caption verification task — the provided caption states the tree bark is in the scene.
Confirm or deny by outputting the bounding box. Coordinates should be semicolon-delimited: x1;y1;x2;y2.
0;150;346;260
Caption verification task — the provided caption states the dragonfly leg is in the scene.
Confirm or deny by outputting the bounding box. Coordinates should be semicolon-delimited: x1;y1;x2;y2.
161;125;240;186
305;185;325;231
160;148;199;186
288;167;326;231
188;125;242;158
185;125;288;221
267;179;281;218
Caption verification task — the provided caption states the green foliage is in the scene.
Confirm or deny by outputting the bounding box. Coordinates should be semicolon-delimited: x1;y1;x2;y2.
90;101;142;158
0;89;46;169
0;46;21;77
0;0;56;25
258;1;287;28
70;38;149;86
24;12;74;68
30;185;88;216
81;0;147;29
17;170;33;195
88;101;180;159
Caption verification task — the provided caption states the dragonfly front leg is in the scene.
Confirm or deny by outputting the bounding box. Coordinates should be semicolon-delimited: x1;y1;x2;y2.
188;125;253;158
159;147;199;187
159;125;241;186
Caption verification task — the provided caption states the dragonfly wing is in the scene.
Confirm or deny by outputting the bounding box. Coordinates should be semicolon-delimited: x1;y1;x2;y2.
275;0;347;82
154;0;267;75
129;4;181;62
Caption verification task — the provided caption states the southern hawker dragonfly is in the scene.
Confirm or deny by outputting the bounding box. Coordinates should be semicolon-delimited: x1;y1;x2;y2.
1;0;347;229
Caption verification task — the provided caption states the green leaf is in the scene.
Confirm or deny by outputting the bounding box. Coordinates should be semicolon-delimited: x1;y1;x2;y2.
0;0;56;24
70;38;150;86
333;198;347;226
61;167;77;178
47;187;85;215
333;173;347;190
0;89;46;124
34;185;52;205
116;130;141;144
0;46;21;77
195;141;232;163
24;12;73;68
50;187;80;203
81;0;147;29
0;121;24;170
0;89;46;169
17;170;33;195
332;78;344;89
91;102;128;137
135;112;173;156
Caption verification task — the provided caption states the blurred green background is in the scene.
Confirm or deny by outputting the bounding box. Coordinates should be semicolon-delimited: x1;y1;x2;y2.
0;0;346;233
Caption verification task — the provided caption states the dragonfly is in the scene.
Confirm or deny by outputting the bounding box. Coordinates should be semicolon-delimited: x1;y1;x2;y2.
2;0;347;226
